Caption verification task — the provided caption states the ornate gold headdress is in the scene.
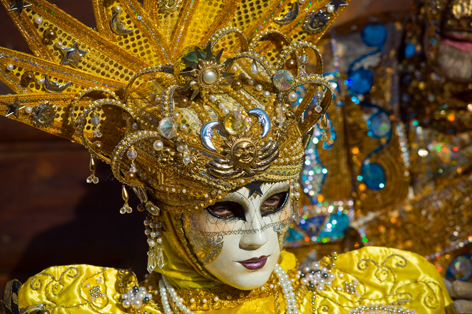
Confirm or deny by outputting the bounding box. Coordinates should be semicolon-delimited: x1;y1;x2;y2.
0;0;349;215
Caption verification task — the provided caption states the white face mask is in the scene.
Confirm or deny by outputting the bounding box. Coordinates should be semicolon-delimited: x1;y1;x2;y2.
182;181;292;290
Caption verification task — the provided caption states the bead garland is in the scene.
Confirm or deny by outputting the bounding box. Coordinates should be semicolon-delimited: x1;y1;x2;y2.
152;264;298;314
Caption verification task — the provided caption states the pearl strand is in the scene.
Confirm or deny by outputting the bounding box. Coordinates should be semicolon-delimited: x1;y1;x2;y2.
274;264;299;314
161;276;194;314
157;263;297;314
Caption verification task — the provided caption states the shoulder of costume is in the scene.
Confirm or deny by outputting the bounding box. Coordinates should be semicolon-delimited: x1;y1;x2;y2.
309;246;456;314
2;264;163;314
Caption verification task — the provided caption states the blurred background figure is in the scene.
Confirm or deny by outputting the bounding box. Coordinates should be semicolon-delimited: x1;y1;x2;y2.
285;0;472;284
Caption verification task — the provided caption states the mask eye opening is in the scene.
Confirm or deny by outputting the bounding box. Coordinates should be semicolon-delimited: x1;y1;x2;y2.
261;191;289;217
207;201;246;221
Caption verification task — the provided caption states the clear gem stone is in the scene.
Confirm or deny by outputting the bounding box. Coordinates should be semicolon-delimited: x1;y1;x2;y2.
299;54;308;65
90;116;100;126
272;70;294;91
159;117;178;139
224;110;250;135
93;130;102;138
127;149;138;160
315;105;322;113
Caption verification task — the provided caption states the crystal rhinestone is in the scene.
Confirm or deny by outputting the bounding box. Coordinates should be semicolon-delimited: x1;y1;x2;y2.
91;115;100;126
299;54;308;65
159;117;178;139
315;105;322;113
315;90;324;99
272;70;294;91
224;110;250;135
127;149;138;160
203;70;218;85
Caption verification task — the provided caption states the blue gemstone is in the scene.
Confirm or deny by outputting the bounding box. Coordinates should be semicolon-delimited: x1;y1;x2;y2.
361;23;387;48
361;162;386;191
405;44;416;57
369;111;392;138
446;254;472;281
348;68;374;95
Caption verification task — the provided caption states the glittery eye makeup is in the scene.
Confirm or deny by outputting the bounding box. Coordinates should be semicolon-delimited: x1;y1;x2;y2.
261;191;289;216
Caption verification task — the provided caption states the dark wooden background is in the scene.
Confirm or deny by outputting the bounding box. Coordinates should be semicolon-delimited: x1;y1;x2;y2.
0;1;148;294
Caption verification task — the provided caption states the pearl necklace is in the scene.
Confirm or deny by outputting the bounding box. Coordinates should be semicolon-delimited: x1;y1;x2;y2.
158;264;298;314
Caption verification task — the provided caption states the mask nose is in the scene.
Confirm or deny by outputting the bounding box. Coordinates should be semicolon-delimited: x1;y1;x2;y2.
239;213;268;250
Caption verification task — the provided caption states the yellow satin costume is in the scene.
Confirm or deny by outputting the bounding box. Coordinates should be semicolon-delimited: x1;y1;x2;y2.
16;247;453;314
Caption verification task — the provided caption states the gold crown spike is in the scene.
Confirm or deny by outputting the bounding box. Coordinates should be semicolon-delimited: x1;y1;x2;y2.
1;0;351;213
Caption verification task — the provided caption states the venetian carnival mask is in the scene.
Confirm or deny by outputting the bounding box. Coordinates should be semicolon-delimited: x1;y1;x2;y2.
421;0;472;82
183;182;292;289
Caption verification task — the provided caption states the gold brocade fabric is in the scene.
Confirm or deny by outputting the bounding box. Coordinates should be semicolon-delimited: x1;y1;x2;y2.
17;248;454;314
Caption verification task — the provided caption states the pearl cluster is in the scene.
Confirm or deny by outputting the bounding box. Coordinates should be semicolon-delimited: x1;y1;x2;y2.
122;286;153;309
273;264;299;314
347;305;416;314
299;261;335;291
343;280;359;296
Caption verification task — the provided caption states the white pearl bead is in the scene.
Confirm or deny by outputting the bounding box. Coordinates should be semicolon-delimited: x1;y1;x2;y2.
37;78;45;85
222;108;229;115
34;16;43;25
255;84;263;91
153;140;163;151
123;300;131;308
231;65;238;72
218;103;226;109
114;5;122;12
25;107;33;114
209;95;217;103
288;91;298;102
131;298;142;308
6;64;14;71
56;42;63;48
327;4;334;13
263;91;271;98
203;70;218;84
174;112;181;118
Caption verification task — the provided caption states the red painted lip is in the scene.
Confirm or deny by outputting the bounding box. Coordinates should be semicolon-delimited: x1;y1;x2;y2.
442;32;472;52
238;256;269;270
